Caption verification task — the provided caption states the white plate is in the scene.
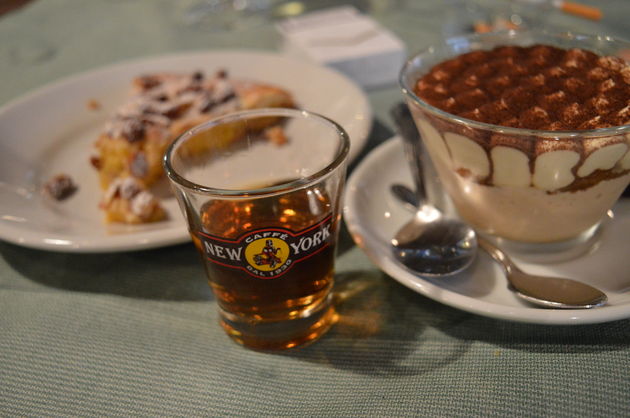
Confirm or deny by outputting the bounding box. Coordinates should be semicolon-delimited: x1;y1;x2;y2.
0;50;372;253
344;137;630;325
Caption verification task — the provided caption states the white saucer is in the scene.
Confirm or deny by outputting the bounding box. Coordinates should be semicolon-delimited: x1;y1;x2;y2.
0;50;372;253
343;137;630;325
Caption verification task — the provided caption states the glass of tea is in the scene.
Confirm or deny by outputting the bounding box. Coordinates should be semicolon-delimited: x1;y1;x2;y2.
164;108;350;350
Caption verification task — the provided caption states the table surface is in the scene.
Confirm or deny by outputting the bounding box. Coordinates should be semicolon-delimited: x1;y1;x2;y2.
1;0;629;416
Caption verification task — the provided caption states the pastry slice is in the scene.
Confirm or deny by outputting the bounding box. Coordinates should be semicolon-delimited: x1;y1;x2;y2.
92;70;295;190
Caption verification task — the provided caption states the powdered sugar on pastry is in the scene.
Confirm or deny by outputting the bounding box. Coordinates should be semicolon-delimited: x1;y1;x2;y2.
92;69;295;224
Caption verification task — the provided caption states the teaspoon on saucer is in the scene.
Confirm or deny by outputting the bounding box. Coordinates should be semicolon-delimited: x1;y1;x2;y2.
389;103;477;276
478;237;607;309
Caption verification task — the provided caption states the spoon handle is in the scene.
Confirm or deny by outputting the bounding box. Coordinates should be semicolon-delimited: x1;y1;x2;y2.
477;236;520;276
390;102;426;202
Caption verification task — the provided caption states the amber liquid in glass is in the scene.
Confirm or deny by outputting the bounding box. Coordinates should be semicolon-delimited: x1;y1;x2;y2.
191;186;338;350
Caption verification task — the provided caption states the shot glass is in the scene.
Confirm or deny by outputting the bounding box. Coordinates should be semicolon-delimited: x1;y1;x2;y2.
400;31;630;258
164;108;350;350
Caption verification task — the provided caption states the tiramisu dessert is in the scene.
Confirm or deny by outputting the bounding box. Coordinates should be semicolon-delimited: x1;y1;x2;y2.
91;70;294;224
408;44;630;243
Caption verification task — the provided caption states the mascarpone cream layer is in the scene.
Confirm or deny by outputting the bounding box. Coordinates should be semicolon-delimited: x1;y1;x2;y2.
413;115;630;242
444;173;629;242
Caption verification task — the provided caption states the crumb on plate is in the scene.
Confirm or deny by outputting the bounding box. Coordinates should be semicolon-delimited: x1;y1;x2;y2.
43;174;78;201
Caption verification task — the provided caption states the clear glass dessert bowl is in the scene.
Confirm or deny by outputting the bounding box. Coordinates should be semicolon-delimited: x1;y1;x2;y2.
399;30;630;253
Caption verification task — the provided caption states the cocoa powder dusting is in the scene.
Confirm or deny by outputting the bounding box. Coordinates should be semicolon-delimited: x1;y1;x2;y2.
415;45;630;131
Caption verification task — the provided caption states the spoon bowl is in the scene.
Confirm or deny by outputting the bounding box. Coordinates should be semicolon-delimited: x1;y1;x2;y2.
391;204;477;276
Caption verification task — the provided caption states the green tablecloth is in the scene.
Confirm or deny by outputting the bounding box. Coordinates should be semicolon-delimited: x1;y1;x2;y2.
1;1;629;416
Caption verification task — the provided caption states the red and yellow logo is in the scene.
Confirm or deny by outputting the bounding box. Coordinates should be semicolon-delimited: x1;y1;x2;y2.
196;215;333;279
245;237;290;272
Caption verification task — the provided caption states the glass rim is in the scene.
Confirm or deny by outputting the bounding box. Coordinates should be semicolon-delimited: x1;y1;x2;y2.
399;29;630;139
163;107;351;197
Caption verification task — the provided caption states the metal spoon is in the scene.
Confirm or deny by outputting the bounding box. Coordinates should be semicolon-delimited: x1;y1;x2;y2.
390;103;478;276
390;166;609;309
478;237;607;308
